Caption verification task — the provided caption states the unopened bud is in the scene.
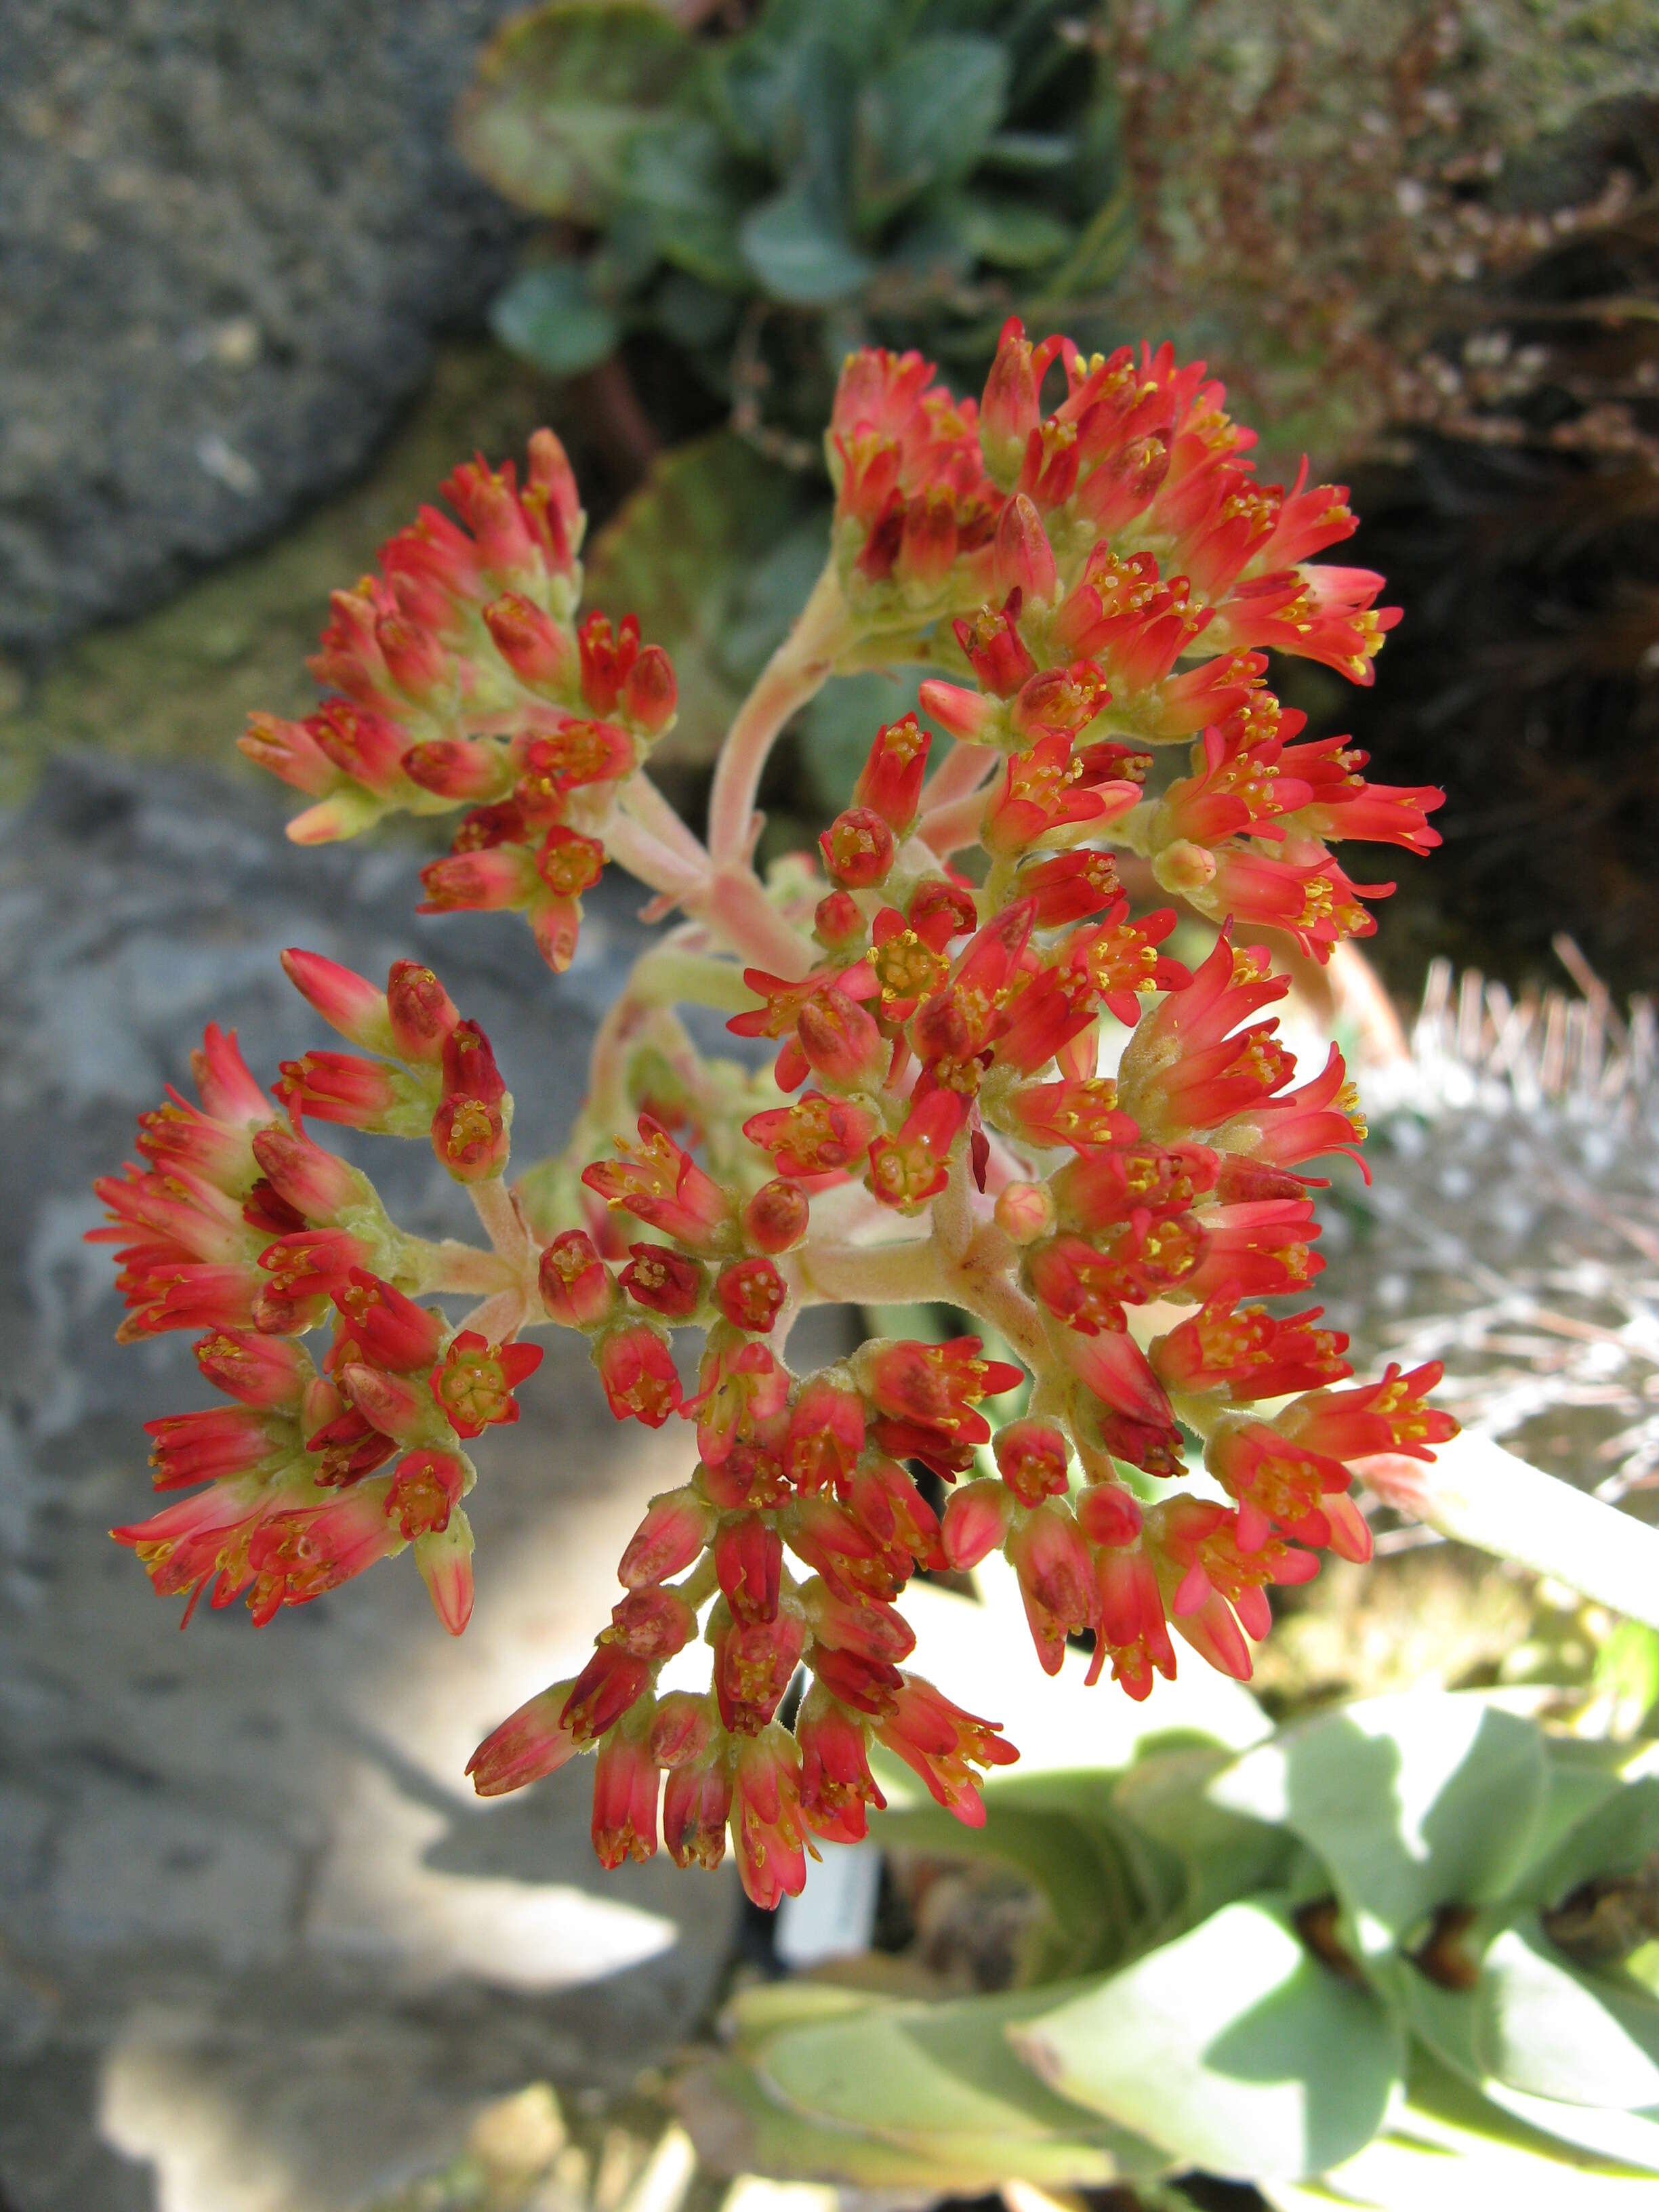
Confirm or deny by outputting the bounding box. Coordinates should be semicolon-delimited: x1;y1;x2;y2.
996;1180;1056;1245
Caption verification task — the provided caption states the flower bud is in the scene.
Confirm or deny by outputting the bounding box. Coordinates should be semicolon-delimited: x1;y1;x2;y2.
993;493;1058;605
915;678;1000;743
796;990;885;1092
467;1679;580;1796
742;1179;809;1255
1008;1503;1096;1675
819;807;894;890
251;1126;362;1222
622;644;678;733
618;1486;715;1589
714;1256;786;1334
485;591;575;691
386;960;459;1063
649;1691;714;1769
714;1516;783;1624
401;737;506;801
995;1180;1056;1246
941;1479;1013;1570
539;1229;615;1327
1078;1482;1143;1549
813;890;865;952
281;948;394;1053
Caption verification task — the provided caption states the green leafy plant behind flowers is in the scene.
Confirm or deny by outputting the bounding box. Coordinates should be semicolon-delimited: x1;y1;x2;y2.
678;1681;1659;2200
459;0;1124;398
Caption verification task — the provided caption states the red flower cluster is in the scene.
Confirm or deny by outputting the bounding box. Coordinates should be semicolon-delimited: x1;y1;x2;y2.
98;318;1458;1910
241;435;676;970
91;955;541;1631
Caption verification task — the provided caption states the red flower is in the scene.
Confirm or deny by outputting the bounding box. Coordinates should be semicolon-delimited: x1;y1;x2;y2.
430;1332;544;1437
596;1323;683;1427
467;1679;581;1797
874;1677;1018;1825
583;1114;731;1251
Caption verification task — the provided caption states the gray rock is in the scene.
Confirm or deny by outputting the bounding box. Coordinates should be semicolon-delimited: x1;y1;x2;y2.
1;1;528;660
0;758;741;2212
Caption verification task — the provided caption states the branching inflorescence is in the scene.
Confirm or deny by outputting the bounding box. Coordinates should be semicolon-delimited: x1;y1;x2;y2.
93;321;1456;1907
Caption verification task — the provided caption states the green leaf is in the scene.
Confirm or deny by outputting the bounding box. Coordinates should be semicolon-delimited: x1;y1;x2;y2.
954;192;1074;270
877;1793;1158;1978
1208;1694;1552;1942
620;119;750;289
1476;1916;1659;2110
1265;2046;1659;2208
674;2051;1153;2190
752;1982;1166;2178
456;0;691;222
583;433;815;766
740;184;874;304
853;35;1010;227
979;130;1076;173
488;262;621;377
1114;1742;1298;1927
1513;1756;1659;1910
1012;1898;1406;2182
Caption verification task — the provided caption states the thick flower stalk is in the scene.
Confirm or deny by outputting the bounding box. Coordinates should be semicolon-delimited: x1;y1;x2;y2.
94;318;1465;1908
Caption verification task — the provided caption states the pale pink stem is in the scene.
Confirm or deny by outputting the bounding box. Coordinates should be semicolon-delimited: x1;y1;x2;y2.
411;1240;516;1297
617;771;713;876
707;565;851;868
602;810;705;901
919;738;998;813
460;1286;531;1341
687;867;817;979
916;787;991;857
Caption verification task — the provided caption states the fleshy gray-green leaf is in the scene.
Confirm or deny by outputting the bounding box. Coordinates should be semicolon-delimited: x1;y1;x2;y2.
1208;1694;1552;1940
674;2051;1153;2191
620;119;750;290
740;184;874;304
852;35;1010;228
1476;1915;1659;2110
1516;1761;1659;1912
750;1980;1166;2177
457;0;691;222
954;192;1075;270
1012;1897;1405;2182
489;262;621;378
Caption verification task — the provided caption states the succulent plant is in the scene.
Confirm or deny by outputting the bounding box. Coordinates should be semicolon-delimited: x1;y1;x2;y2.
679;1676;1659;2201
458;0;1125;422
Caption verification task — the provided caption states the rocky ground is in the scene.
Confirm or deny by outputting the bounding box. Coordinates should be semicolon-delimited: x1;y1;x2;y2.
0;758;744;2212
